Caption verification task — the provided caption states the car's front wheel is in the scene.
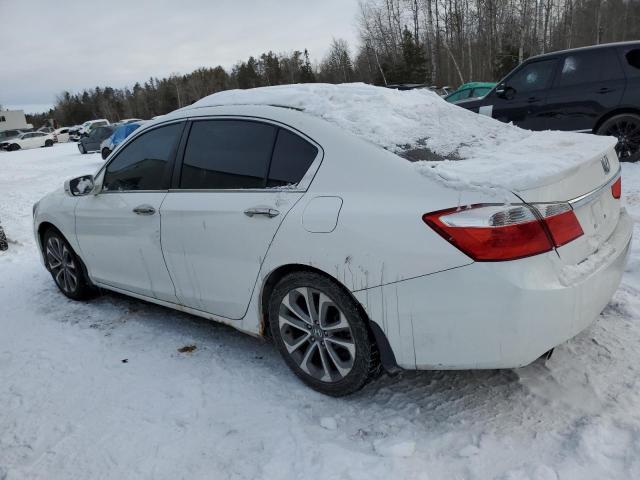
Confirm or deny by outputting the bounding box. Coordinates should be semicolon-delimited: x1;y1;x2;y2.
268;272;379;396
44;139;53;147
8;143;20;151
78;143;86;154
598;114;640;162
43;229;95;300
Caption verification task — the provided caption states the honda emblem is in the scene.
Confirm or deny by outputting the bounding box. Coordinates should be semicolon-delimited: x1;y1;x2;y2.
601;155;611;174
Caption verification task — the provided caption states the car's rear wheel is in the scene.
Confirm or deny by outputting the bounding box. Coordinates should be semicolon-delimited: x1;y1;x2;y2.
8;144;20;151
268;272;378;396
101;147;111;160
44;139;53;147
597;114;640;162
43;229;95;300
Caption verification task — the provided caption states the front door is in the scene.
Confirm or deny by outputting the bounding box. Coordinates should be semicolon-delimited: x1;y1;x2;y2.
75;122;185;301
483;58;558;130
161;119;320;319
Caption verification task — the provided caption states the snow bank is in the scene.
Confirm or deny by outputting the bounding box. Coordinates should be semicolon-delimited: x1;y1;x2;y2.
188;83;617;191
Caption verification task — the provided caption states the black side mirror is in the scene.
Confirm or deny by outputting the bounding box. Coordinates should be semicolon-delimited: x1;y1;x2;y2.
496;84;516;100
65;175;95;197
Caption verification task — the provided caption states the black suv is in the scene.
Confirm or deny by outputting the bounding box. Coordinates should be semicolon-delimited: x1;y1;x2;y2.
457;41;640;161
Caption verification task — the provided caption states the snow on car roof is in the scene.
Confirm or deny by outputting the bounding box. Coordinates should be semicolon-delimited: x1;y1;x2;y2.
187;83;617;192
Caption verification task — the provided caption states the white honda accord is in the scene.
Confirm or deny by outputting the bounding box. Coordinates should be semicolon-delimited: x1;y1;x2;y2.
33;84;632;396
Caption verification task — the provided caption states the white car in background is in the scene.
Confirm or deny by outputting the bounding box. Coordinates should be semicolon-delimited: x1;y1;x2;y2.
1;131;54;151
53;127;71;143
33;84;632;396
78;119;110;137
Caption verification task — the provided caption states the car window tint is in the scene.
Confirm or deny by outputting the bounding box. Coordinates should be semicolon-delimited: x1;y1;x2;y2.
180;120;277;189
508;59;556;93
103;123;183;192
623;48;640;77
267;129;318;187
558;51;605;86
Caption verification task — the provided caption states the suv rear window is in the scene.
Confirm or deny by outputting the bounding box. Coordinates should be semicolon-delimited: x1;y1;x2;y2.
624;48;640;76
557;49;623;86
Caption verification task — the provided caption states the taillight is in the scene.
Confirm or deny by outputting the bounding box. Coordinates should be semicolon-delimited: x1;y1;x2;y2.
612;177;621;199
535;203;583;247
423;203;583;262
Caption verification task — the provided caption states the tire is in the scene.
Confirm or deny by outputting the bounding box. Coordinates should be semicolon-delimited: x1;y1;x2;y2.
268;272;379;396
101;147;111;160
8;144;20;151
44;139;53;147
42;229;96;300
597;114;640;162
78;143;86;154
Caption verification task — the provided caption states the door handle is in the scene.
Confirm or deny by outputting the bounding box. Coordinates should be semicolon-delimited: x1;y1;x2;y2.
133;205;156;215
596;87;613;94
244;207;280;218
527;96;540;103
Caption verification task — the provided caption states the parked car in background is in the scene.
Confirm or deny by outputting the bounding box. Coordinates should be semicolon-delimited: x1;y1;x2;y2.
53;127;71;143
68;126;83;142
445;82;496;103
78;119;110;137
100;122;143;159
456;41;640;161
78;125;114;154
37;127;54;134
0;131;54;151
34;84;631;396
0;129;27;144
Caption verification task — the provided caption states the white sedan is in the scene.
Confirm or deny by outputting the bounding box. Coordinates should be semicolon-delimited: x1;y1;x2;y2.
32;84;632;396
1;131;55;151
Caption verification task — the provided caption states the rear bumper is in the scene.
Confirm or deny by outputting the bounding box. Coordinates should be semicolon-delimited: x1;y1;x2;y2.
354;208;633;370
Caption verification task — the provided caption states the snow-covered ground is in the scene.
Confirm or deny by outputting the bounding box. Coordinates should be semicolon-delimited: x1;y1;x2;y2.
2;142;640;479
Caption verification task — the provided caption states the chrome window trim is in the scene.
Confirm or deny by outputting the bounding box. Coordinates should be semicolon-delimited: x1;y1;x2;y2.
568;165;621;208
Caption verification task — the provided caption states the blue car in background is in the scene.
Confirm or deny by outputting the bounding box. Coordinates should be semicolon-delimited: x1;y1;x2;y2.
100;121;144;159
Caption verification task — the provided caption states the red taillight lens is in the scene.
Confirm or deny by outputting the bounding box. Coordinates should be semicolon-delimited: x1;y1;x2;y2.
423;205;553;261
535;203;584;247
611;177;621;199
423;203;584;262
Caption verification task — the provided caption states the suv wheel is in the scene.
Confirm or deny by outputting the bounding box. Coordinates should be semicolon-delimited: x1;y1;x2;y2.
43;229;95;300
45;139;53;147
268;272;379;396
598;114;640;162
9;144;20;151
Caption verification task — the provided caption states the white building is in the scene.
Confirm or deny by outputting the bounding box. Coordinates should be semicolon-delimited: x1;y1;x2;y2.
0;109;32;132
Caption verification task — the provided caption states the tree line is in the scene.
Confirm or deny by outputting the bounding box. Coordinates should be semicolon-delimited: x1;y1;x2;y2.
27;0;640;127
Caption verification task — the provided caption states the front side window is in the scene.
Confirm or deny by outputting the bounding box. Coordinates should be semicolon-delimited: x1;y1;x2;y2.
103;122;183;192
508;59;557;94
180;120;277;189
267;129;318;187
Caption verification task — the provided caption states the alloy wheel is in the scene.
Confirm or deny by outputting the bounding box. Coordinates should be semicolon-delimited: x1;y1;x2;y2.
46;236;78;294
604;118;640;161
278;287;356;382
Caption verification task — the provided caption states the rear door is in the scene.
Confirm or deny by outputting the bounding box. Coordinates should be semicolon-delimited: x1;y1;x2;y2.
160;118;321;319
75;122;185;301
543;48;625;132
488;58;558;130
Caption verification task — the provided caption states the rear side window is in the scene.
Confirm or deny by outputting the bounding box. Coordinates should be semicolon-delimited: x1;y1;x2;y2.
180;120;277;189
557;50;622;86
267;129;318;187
103;123;183;192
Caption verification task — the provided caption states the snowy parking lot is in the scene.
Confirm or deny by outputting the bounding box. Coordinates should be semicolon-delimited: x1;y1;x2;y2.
2;142;640;479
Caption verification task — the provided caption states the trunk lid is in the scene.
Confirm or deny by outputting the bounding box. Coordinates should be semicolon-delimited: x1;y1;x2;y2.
514;145;621;265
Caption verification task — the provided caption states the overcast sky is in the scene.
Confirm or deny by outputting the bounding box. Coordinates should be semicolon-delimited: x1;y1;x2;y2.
0;0;361;113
